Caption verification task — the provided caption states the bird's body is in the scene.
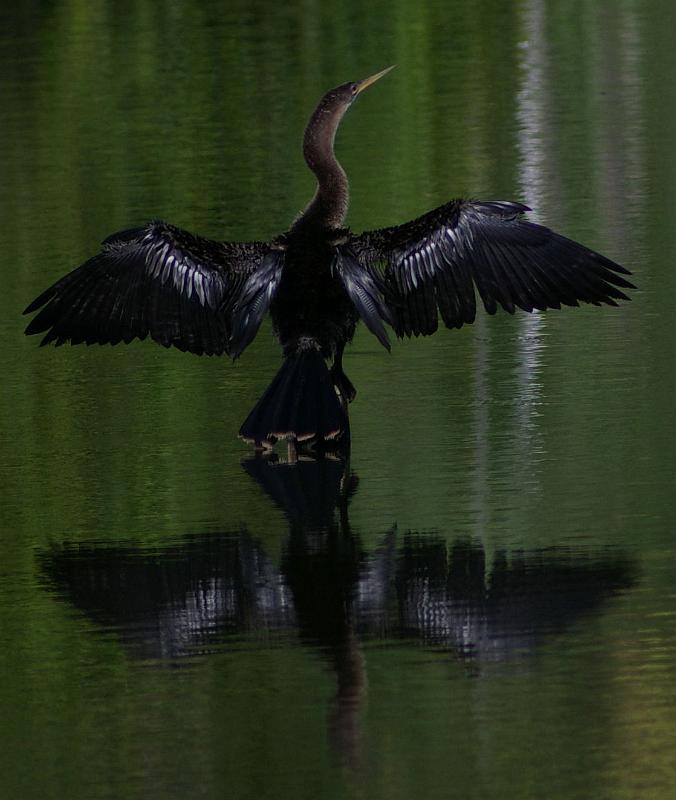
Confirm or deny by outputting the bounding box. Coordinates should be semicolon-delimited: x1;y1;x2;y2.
271;225;357;359
269;77;360;366
24;66;634;448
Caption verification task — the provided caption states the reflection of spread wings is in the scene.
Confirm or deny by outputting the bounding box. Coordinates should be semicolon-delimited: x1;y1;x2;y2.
396;537;636;661
23;221;285;358
338;199;634;342
38;530;635;664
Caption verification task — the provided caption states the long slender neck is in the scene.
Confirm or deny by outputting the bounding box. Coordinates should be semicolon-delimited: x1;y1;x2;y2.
296;101;350;230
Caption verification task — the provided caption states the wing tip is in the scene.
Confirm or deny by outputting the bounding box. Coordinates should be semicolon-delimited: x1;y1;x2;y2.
23;288;56;316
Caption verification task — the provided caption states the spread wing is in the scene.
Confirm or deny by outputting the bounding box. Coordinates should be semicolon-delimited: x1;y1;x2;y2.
342;199;634;340
23;221;285;357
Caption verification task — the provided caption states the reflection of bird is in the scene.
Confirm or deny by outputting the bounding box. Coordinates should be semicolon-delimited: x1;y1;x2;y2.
37;532;296;661
37;457;637;666
24;66;633;447
395;536;636;664
38;528;635;664
37;456;636;767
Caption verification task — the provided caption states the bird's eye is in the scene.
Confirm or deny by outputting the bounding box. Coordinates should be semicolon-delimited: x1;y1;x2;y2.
351;83;359;95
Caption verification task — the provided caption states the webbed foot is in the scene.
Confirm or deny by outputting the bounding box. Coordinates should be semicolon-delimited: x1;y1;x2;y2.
331;366;357;404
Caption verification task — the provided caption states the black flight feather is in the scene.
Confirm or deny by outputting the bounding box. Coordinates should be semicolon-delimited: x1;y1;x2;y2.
345;198;634;340
24;221;282;358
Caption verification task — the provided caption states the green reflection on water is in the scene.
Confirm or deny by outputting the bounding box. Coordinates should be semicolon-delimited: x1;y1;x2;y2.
2;1;676;799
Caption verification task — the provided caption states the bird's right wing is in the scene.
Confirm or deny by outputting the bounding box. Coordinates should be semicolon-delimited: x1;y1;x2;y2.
343;199;634;340
23;221;285;357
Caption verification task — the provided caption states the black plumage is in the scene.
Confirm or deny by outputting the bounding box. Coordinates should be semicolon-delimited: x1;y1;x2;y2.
24;66;634;447
347;198;634;338
24;222;279;357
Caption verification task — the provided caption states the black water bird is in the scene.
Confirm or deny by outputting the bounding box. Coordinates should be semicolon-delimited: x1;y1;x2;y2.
24;66;634;447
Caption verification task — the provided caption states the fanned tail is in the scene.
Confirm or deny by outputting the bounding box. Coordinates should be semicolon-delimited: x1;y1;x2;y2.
239;344;349;447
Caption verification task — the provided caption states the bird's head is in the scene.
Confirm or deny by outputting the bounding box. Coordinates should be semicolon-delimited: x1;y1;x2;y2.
323;65;397;111
304;66;396;171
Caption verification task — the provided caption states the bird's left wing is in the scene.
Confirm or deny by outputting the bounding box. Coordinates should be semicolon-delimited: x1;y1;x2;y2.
341;199;634;341
23;221;285;357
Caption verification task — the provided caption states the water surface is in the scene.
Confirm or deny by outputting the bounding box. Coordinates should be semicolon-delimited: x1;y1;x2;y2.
2;2;676;799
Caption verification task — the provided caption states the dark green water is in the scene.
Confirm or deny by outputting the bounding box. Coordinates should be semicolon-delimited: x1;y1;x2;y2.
2;1;676;798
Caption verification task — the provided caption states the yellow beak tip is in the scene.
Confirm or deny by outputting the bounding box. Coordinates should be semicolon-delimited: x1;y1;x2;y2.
355;65;397;94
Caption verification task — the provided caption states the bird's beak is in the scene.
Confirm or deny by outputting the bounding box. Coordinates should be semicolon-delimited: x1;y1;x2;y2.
355;65;396;95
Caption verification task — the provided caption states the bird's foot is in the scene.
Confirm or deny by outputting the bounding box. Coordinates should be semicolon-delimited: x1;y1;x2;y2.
331;367;357;404
252;436;276;452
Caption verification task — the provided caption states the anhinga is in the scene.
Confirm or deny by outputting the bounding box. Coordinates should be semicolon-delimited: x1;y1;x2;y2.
24;66;633;447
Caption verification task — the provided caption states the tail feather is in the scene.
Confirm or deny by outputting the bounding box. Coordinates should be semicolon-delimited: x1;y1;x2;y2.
239;348;349;445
